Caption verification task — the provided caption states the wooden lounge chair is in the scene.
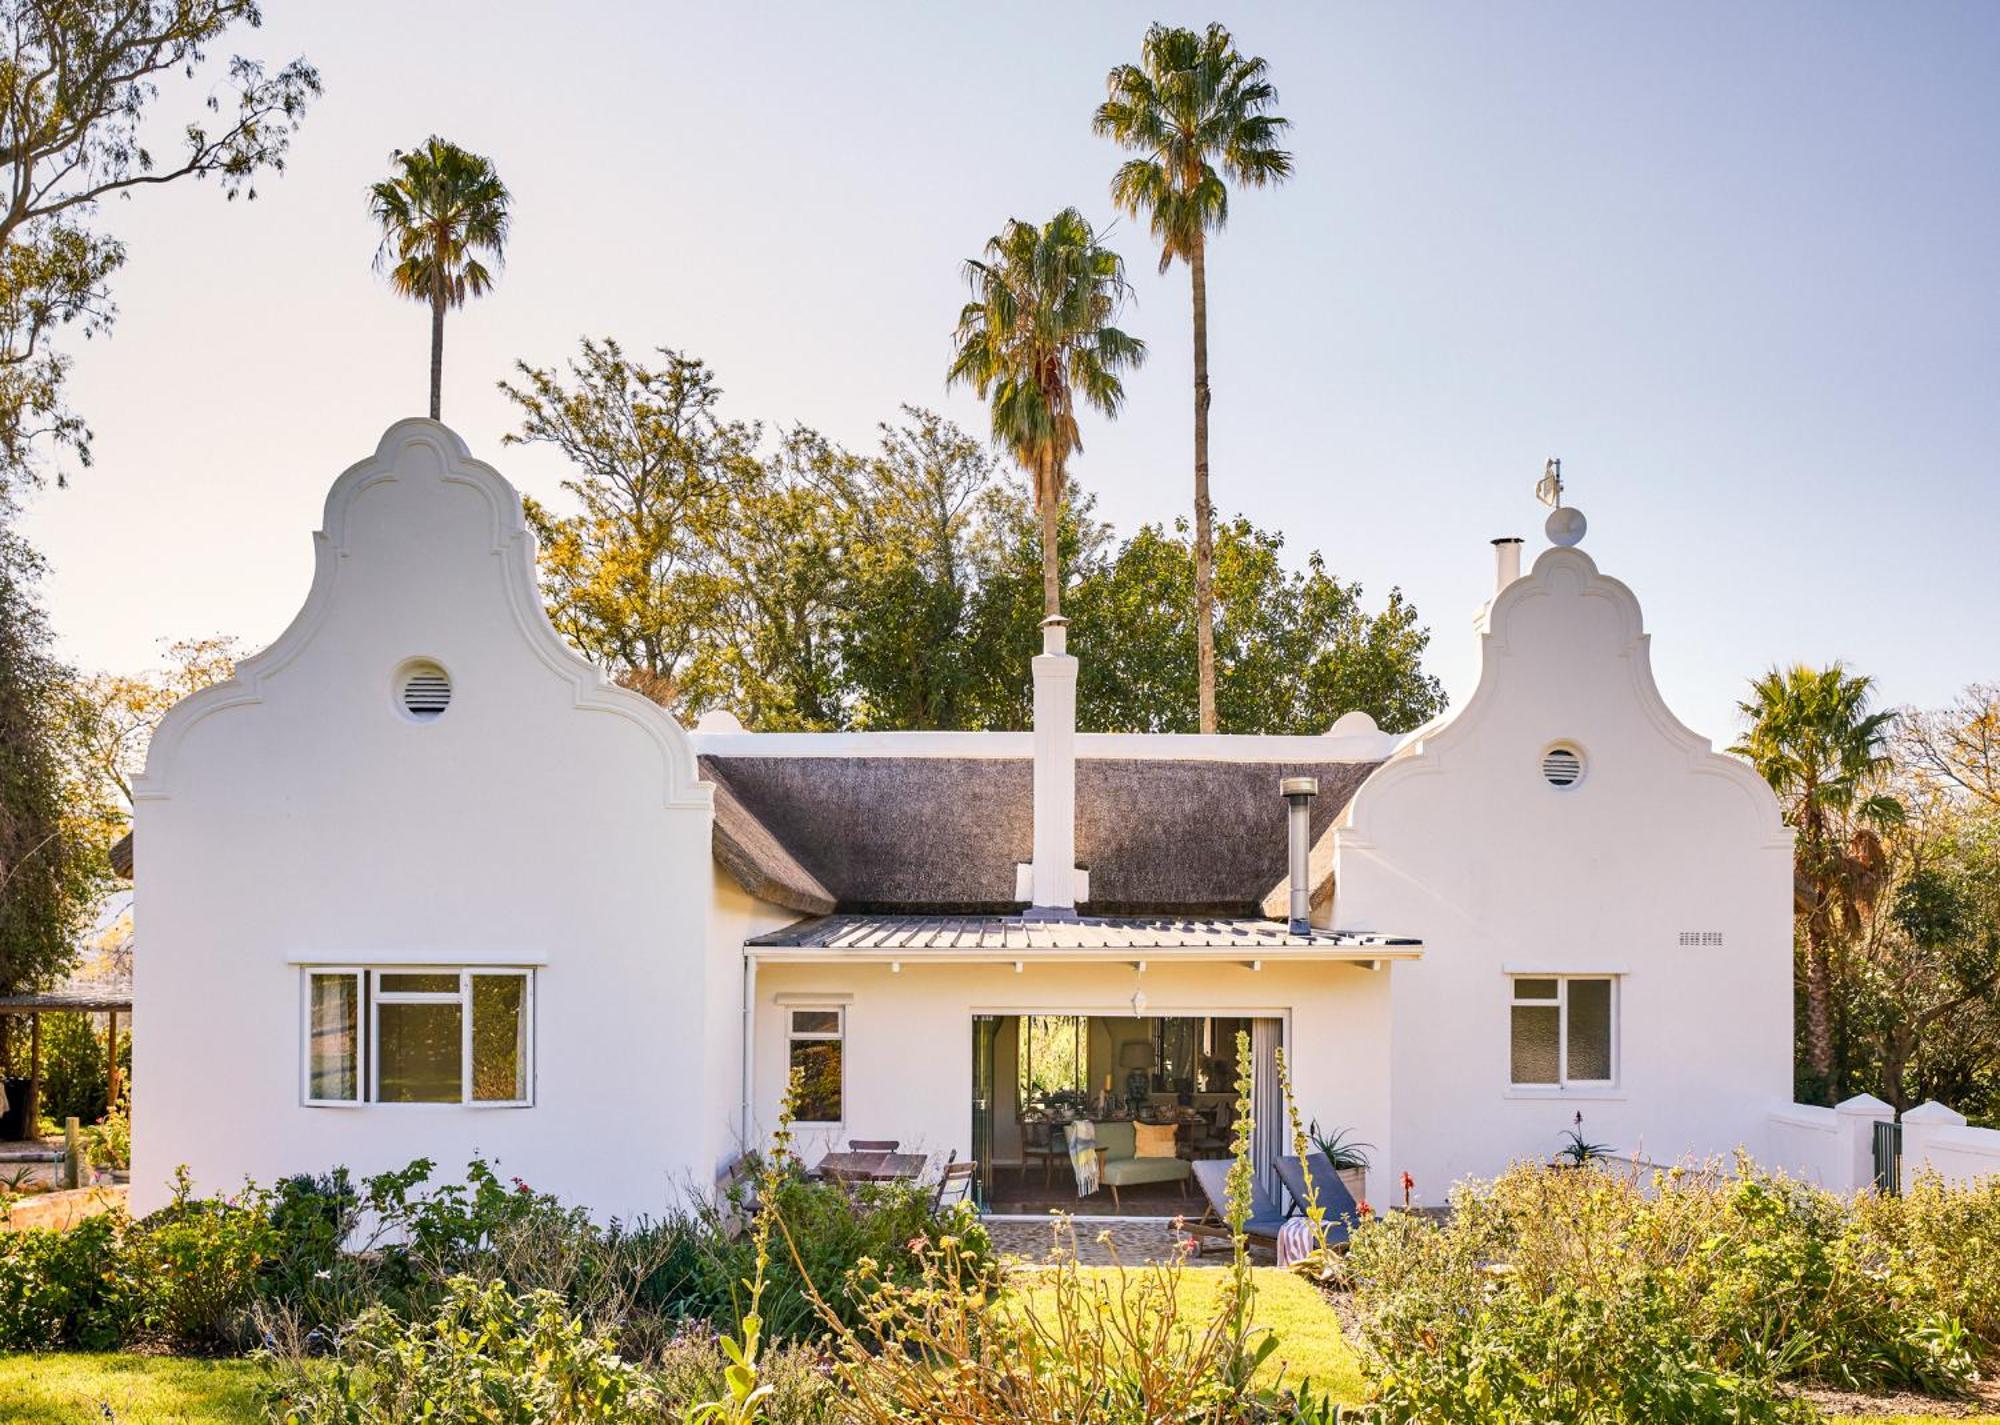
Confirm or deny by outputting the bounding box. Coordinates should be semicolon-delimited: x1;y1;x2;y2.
1187;1157;1291;1250
1273;1152;1362;1251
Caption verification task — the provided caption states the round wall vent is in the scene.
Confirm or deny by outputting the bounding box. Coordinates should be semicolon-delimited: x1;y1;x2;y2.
1542;746;1584;787
397;661;452;721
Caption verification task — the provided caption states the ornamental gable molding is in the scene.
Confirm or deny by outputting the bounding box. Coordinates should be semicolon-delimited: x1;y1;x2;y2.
133;419;710;811
1344;545;1788;849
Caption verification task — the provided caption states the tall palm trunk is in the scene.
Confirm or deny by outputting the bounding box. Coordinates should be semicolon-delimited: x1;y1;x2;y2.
1039;455;1062;620
1190;230;1216;733
1801;913;1836;1100
428;286;445;420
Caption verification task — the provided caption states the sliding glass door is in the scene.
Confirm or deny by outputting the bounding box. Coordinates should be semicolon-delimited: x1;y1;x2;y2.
970;1014;1000;1208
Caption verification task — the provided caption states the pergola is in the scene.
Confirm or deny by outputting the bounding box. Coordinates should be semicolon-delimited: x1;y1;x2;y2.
0;975;130;1137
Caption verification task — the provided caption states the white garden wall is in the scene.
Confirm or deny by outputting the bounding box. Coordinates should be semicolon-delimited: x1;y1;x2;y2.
1765;1095;1894;1191
1902;1101;2000;1192
131;422;721;1222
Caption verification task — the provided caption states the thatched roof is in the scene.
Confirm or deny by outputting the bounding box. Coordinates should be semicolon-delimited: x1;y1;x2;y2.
709;756;1379;916
107;755;1382;919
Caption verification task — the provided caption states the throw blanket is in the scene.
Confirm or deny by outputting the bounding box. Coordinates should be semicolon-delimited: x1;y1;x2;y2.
1066;1121;1100;1198
1277;1216;1318;1270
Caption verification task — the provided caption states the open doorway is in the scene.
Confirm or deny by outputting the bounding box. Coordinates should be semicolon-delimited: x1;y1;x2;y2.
971;1013;1284;1216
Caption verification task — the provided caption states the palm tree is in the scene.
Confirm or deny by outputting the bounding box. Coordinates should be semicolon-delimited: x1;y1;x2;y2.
1095;22;1292;734
369;137;511;421
1734;663;1905;1102
947;208;1144;620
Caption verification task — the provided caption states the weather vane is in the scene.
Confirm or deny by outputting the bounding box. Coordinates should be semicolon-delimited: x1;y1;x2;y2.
1535;456;1587;547
1535;457;1564;510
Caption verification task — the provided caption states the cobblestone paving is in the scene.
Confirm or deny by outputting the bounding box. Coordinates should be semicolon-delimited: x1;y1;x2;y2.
984;1214;1273;1268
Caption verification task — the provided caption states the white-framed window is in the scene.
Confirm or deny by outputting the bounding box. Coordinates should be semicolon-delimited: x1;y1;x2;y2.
786;1006;844;1125
302;968;534;1107
1509;976;1616;1088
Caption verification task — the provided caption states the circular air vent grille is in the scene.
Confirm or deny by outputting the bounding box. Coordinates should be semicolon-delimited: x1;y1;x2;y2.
398;662;452;721
1542;746;1584;787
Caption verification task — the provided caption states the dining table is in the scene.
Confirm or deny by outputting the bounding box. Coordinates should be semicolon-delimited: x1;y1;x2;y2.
810;1149;930;1183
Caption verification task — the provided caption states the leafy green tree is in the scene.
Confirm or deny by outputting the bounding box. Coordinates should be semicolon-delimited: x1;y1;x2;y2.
0;530;98;993
508;341;1447;738
1075;516;1443;734
1096;22;1292;734
501;339;758;713
371;137;511;420
0;0;317;494
947;208;1144;621
1734;663;1905;1103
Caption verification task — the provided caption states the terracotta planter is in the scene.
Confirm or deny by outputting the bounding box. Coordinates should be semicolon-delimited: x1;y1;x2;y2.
1338;1166;1368;1206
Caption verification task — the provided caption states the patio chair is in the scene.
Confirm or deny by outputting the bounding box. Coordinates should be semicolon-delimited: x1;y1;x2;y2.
1273;1153;1362;1250
1187;1157;1291;1251
847;1139;900;1152
934;1156;977;1211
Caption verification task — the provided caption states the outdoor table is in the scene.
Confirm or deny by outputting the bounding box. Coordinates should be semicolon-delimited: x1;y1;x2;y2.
810;1150;929;1183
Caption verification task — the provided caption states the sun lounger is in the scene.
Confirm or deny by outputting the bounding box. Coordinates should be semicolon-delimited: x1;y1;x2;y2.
1187;1157;1291;1249
1274;1152;1362;1250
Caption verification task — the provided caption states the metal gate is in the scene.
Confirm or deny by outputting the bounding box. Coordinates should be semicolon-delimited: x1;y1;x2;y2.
1872;1118;1902;1195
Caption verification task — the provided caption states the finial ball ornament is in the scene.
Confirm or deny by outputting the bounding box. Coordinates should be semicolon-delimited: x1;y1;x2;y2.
1546;505;1588;547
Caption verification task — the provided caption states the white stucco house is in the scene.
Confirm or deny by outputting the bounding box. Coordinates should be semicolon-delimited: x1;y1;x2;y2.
123;420;1805;1220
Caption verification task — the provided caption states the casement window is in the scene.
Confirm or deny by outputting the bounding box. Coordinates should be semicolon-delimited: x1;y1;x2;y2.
303;968;533;1107
786;1007;844;1125
1509;976;1615;1088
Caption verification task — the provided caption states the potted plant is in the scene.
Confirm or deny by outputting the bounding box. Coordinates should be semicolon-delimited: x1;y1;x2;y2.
1308;1119;1374;1203
1553;1111;1611;1169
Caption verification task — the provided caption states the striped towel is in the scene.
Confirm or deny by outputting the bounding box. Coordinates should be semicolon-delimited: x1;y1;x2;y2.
1066;1121;1100;1197
1277;1216;1318;1269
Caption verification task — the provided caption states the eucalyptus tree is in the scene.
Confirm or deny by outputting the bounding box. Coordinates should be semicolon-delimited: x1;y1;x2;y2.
1095;22;1292;733
1735;664;1906;1102
0;0;318;494
370;137;511;420
946;208;1144;621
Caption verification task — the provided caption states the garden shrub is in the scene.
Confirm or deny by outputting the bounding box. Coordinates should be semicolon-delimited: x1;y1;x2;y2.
125;1166;279;1350
1851;1169;2000;1360
649;1321;836;1421
1343;1160;1995;1425
268;1274;653;1424
0;1209;135;1349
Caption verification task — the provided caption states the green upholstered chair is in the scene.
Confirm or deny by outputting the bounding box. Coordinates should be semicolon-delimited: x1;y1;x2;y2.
1090;1119;1191;1211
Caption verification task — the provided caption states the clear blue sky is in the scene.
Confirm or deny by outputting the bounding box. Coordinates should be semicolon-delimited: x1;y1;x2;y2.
18;1;1999;741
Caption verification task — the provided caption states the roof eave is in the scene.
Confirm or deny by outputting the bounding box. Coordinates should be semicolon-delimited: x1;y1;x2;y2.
743;944;1421;965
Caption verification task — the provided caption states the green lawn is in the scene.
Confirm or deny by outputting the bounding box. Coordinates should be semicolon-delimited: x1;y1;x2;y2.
0;1353;267;1423
1009;1265;1367;1401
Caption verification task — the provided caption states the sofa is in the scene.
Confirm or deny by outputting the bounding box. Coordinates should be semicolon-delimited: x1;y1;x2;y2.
1090;1120;1191;1211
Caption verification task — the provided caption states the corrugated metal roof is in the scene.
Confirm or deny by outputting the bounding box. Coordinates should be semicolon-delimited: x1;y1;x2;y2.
746;914;1421;961
0;972;133;1012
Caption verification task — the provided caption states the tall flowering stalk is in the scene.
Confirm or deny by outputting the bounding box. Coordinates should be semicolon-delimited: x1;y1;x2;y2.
1218;1028;1276;1393
1274;1046;1331;1253
687;1068;801;1425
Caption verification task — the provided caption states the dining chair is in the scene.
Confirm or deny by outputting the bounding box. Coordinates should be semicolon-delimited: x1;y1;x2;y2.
934;1156;977;1211
847;1138;900;1152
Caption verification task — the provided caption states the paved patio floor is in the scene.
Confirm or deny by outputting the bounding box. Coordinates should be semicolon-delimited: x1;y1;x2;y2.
985;1213;1275;1268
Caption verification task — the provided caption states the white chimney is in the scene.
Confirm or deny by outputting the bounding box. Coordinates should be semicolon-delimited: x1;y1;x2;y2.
1281;776;1318;933
1028;616;1077;916
1491;536;1524;592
